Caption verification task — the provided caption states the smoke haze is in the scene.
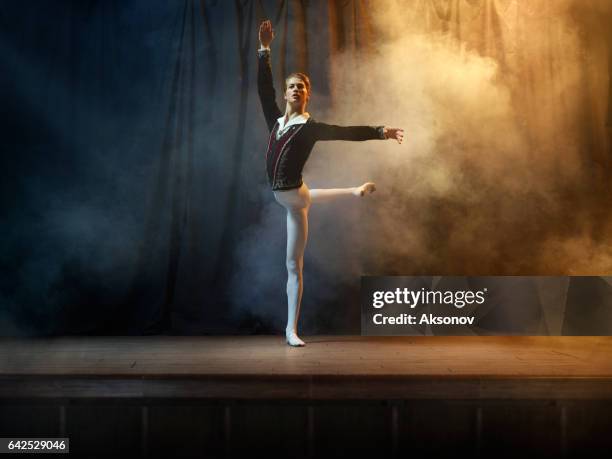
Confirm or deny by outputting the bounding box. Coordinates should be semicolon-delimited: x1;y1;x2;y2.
231;0;612;331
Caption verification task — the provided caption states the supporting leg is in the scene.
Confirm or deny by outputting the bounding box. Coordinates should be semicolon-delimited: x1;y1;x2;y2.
285;205;309;346
275;179;373;347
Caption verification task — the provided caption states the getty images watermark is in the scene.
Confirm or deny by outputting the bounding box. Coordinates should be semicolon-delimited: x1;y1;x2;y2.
361;277;486;335
370;286;486;326
361;275;612;336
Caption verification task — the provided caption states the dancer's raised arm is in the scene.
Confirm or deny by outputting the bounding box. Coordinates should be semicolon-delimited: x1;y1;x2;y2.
257;20;281;132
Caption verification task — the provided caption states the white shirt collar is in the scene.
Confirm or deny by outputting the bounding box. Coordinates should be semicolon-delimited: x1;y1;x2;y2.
277;112;310;131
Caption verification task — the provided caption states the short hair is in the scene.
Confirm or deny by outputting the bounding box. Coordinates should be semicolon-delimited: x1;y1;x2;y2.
285;72;311;93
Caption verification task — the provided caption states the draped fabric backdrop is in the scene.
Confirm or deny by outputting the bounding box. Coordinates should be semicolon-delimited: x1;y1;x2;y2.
1;0;611;336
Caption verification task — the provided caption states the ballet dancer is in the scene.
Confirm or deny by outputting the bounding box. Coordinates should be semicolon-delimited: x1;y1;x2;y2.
257;20;404;346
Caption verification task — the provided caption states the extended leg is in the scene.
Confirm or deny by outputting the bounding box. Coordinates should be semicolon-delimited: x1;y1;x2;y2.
285;206;309;346
309;182;376;203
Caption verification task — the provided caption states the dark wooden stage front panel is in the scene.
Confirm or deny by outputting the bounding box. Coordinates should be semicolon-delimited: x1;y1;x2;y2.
2;375;612;400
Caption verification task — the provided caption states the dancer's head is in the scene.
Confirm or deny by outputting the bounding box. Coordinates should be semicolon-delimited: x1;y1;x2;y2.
284;73;311;110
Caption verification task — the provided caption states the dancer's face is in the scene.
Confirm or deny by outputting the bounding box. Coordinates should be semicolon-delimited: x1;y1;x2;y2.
284;77;309;108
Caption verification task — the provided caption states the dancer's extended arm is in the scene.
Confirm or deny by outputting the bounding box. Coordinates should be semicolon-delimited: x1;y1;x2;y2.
313;122;404;144
257;20;281;132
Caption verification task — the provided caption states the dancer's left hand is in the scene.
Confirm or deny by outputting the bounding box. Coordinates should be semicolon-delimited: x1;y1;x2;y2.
384;127;404;144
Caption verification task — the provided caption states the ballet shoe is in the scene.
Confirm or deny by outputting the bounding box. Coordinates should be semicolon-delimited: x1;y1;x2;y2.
286;332;306;347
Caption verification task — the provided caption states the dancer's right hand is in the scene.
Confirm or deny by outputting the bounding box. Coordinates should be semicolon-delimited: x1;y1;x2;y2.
259;19;274;48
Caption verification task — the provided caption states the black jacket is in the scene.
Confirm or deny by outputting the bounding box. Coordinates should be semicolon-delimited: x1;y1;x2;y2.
257;49;385;191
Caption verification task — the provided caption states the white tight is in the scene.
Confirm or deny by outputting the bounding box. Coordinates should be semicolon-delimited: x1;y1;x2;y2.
273;183;359;337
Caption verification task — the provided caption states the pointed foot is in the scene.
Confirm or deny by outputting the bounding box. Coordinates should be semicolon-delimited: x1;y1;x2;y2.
354;182;376;197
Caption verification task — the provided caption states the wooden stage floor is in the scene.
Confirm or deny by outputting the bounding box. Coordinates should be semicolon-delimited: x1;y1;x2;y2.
2;335;612;400
2;336;612;457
